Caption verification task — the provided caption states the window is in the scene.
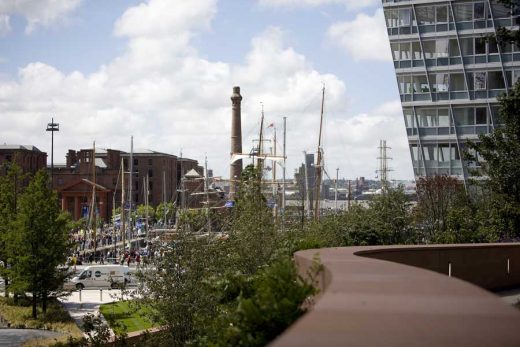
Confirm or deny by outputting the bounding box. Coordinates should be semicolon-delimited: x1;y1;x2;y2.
400;42;411;60
474;72;486;90
148;159;153;166
454;3;473;21
488;37;499;54
436;5;448;23
133;159;139;166
453;108;474;125
476;108;487;124
412;42;422;59
431;73;449;92
450;73;466;91
148;169;153;178
399;8;411;26
439;145;450;162
391;43;399;60
385;9;398;27
474;2;486;19
492;2;510;18
423;41;435;59
416;6;435;25
513;70;520;85
403;109;414;128
413;75;429;93
475;37;486;54
449;39;460;56
410;145;420;163
398;75;412;94
417;109;437;127
488;71;505;89
438;109;450;126
436;39;449;57
460;38;474;55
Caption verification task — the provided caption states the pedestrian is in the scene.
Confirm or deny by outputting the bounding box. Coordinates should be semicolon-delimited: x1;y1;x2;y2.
126;255;131;267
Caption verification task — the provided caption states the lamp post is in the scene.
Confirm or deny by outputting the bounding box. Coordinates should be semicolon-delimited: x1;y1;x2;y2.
46;118;59;189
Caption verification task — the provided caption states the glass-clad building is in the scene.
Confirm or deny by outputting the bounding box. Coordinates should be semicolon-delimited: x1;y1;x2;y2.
382;0;520;188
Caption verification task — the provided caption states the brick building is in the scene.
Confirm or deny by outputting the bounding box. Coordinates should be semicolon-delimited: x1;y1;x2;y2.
0;144;47;176
53;147;202;222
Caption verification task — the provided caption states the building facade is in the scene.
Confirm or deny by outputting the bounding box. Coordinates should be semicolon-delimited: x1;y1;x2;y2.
54;148;202;222
382;0;520;188
0;145;47;176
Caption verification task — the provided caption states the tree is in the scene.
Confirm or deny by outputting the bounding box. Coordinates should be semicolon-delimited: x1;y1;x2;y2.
8;170;71;318
0;162;24;297
155;202;175;225
414;175;465;239
466;82;520;238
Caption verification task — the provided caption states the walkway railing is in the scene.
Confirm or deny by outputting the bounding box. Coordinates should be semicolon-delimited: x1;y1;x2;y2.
271;244;520;347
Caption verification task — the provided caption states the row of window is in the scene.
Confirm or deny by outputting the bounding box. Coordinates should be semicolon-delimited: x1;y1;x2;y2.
397;70;516;96
385;1;517;35
390;36;515;62
403;105;498;128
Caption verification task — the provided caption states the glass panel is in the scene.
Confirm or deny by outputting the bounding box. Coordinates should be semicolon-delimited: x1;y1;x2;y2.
460;38;474;55
403;108;414;128
488;71;505;89
411;145;419;163
438;109;450;126
474;2;485;19
436;39;449;57
400;42;411;60
399;8;411;26
391;43;399;61
453;108;474;125
385;9;398;27
431;73;449;92
454;3;473;21
475;107;487;124
475;37;486;55
450;73;466;91
423;41;435;59
449;39;460;57
439;145;450;162
492;2;510;18
513;70;520;85
398;75;412;94
417;109;437;127
488;37;499;54
474;72;486;90
416;6;435;25
412;41;423;60
451;145;461;161
436;5;448;23
414;75;430;93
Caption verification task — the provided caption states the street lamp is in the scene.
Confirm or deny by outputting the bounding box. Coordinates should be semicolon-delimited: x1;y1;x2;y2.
46;118;59;189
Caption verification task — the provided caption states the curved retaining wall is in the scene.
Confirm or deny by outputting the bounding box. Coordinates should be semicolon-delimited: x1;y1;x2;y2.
271;244;520;347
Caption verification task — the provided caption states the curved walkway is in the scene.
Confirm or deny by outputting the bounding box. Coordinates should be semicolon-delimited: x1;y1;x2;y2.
0;329;62;347
271;244;520;347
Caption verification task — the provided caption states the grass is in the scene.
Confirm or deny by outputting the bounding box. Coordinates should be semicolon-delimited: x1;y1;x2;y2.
99;300;156;335
0;296;83;346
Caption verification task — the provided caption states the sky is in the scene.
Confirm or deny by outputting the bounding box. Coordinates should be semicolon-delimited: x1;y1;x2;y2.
0;0;415;181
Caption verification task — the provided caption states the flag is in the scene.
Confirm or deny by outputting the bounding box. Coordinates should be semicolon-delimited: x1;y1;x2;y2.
267;123;274;128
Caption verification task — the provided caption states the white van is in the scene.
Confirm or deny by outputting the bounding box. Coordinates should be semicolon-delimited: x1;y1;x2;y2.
70;265;130;290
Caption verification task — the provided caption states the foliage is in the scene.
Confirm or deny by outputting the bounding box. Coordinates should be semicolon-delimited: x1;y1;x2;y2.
0;296;82;344
197;257;317;347
466;81;520;238
6;170;72;318
100;300;156;334
0;162;25;297
136;204;155;220
155;202;176;225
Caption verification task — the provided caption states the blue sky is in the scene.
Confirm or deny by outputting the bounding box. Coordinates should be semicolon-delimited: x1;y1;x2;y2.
0;0;413;180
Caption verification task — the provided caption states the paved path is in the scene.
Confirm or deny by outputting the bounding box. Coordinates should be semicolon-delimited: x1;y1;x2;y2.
59;288;137;327
0;329;62;347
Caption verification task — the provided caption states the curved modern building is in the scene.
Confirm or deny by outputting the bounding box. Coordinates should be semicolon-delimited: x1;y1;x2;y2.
382;0;520;188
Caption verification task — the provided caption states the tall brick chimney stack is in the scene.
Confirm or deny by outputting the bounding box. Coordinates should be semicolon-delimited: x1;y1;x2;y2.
229;86;243;200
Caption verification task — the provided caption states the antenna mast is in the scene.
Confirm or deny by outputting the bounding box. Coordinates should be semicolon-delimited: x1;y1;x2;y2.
377;140;392;192
314;86;325;220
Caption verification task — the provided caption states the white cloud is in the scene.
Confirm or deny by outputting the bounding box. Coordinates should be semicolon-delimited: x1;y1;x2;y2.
0;14;10;36
0;0;413;180
327;8;392;62
0;0;82;34
258;0;379;10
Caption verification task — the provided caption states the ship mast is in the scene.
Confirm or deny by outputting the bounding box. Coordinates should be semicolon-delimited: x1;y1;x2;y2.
314;86;325;221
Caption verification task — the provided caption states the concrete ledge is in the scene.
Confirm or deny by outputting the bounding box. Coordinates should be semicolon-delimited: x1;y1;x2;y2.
271;244;520;347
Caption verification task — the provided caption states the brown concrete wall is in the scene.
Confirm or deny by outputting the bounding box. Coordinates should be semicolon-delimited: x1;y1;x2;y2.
356;244;520;291
271;244;520;347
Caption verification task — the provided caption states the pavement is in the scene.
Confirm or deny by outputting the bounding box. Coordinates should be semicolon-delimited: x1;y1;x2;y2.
59;288;138;327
